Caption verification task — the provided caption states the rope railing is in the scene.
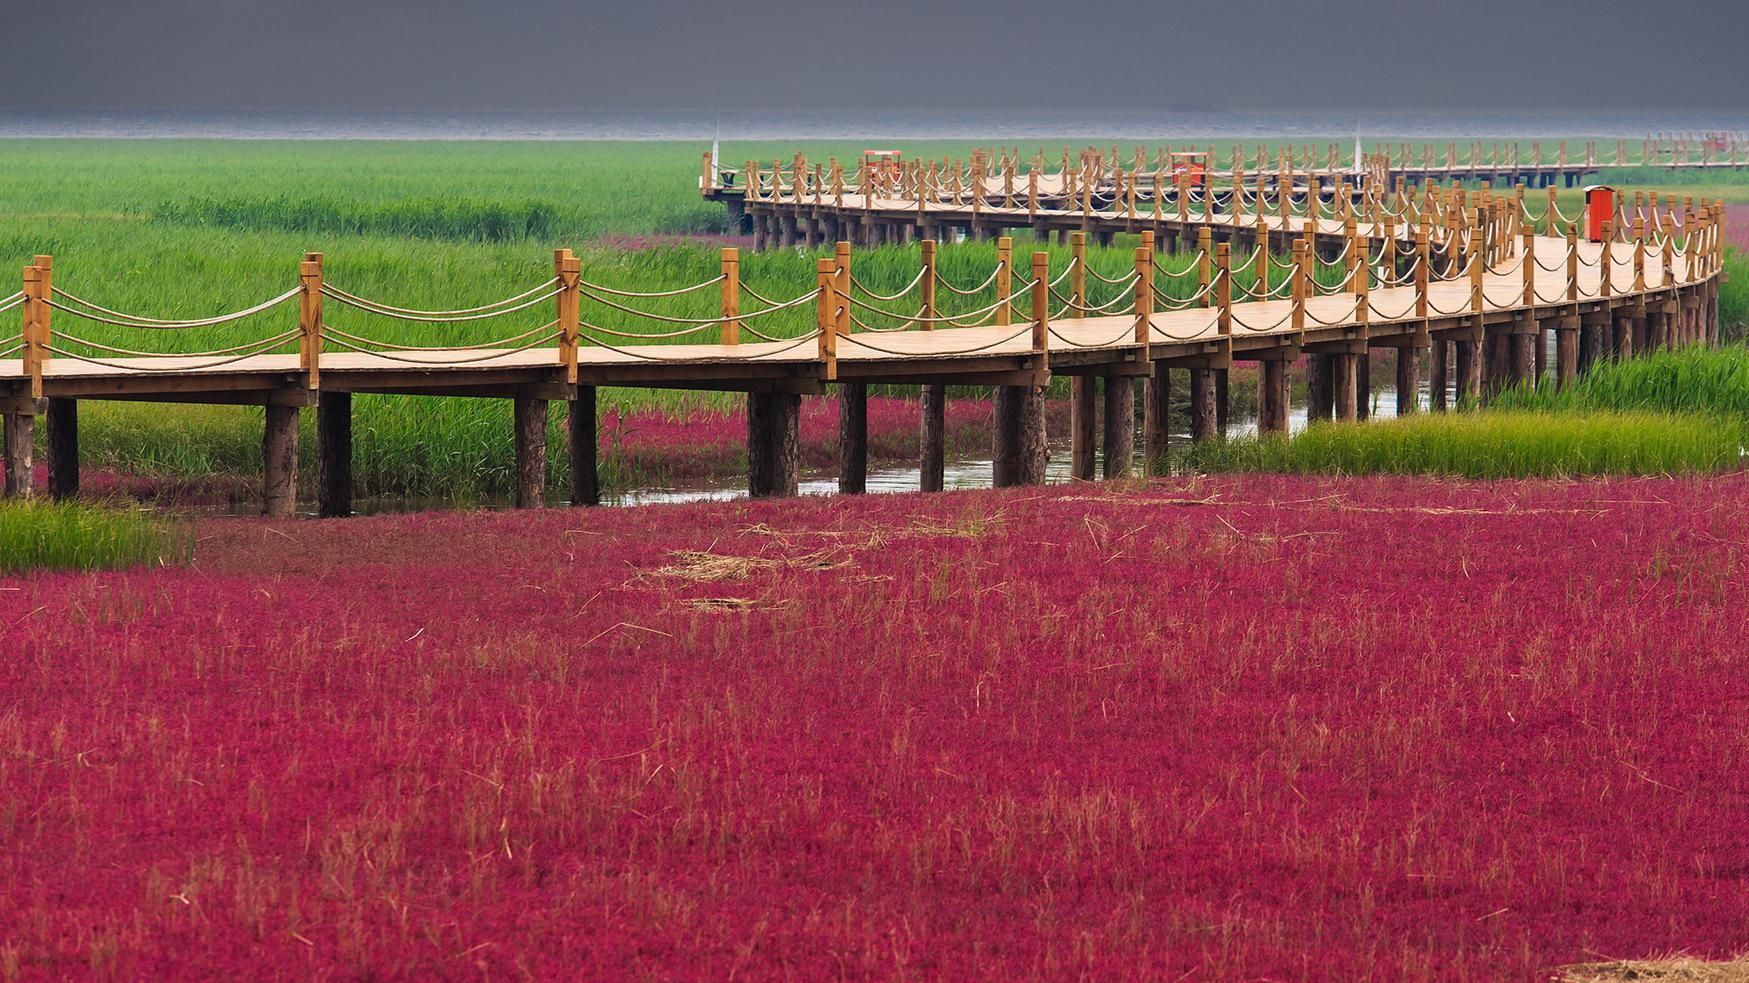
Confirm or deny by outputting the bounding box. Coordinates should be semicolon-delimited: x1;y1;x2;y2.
321;279;560;317
325;328;565;366
325;283;564;323
48;287;301;329
573;275;723;299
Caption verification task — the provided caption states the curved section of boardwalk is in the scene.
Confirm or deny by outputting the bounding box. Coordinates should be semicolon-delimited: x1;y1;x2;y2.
0;144;1730;514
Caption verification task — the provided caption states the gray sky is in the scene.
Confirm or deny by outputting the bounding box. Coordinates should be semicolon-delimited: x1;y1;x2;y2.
3;0;1744;112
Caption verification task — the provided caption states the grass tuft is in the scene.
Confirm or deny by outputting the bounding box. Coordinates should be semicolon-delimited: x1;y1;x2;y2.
0;499;189;575
1188;410;1742;478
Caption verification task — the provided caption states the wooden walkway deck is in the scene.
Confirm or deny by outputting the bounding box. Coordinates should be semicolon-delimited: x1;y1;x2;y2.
0;158;1729;515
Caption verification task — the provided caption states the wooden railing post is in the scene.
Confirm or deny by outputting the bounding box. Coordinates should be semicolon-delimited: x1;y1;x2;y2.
1071;231;1087;316
920;239;937;331
1216;242;1232;336
816;258;837;379
1134;242;1152;359
1032;251;1050;366
1415;224;1430;318
718;247;740;346
1344;217;1360;294
31;255;53;385
1567;223;1580;301
1255;218;1270;298
1197;228;1212;307
1355;236;1369;326
996;236;1013;327
21;262;44;399
1521;225;1535;307
1599;222;1614;298
299;252;323;389
1632;220;1646;292
556;248;581;383
1292;239;1308;338
1469;218;1484;314
834;241;851;335
1661;221;1676;290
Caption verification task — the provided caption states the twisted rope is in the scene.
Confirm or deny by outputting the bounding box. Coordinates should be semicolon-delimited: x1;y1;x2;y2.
47;287;301;329
321;278;559;316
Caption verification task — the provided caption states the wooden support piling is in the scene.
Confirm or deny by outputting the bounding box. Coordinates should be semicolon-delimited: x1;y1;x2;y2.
1143;368;1171;474
45;398;77;500
1555;322;1579;389
747;392;800;498
1258;361;1289;433
1070;377;1097;481
316;391;351;517
1355;353;1371;421
992;385;1025;487
1017;385;1047;486
1395;348;1419;416
1189;369;1218;442
1430;340;1450;411
513;397;548;509
919;384;946;493
569;386;599;506
1455;339;1482;407
3;411;34;498
838;383;868;494
262;404;299;517
1102;377;1133;479
1306;354;1333;422
1334;353;1359;421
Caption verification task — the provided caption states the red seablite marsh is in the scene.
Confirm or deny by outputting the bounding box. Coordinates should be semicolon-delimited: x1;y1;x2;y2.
3;474;1748;979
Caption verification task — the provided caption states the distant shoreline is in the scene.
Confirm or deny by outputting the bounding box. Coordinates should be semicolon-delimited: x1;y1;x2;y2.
1;109;1744;141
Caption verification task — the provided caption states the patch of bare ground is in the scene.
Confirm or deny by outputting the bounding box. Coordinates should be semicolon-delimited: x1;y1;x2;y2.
1562;959;1749;982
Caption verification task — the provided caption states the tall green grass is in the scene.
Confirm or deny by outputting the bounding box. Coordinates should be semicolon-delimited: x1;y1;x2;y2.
0;499;189;575
1189;411;1742;479
1491;345;1749;420
156;195;559;243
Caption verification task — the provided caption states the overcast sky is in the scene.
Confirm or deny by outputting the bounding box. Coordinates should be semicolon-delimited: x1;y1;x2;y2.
3;0;1743;112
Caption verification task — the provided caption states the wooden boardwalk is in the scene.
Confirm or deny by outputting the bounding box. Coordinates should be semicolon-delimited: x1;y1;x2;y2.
0;154;1729;515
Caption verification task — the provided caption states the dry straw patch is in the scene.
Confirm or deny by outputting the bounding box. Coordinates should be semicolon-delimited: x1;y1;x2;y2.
1562;959;1749;982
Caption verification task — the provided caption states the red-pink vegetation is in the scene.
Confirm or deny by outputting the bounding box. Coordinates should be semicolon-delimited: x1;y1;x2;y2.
3;475;1749;979
1725;204;1748;253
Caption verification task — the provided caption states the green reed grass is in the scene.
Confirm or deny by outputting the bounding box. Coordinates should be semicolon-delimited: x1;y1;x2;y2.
1490;345;1749;421
1188;411;1742;479
0;499;189;575
157;195;560;242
